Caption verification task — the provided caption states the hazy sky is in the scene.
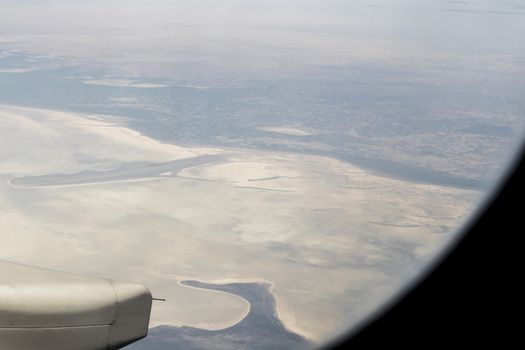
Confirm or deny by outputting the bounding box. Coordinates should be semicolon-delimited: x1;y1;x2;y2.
1;0;524;63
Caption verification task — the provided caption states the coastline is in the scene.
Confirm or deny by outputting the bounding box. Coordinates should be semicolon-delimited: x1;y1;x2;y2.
0;103;481;343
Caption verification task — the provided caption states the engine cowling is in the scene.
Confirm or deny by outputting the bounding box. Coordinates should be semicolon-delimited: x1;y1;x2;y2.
0;261;152;350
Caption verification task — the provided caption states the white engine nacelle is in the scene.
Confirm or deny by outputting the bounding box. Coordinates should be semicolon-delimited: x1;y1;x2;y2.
0;261;152;350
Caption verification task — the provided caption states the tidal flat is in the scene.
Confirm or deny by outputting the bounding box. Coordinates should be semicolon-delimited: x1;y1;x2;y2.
0;104;480;342
128;280;312;350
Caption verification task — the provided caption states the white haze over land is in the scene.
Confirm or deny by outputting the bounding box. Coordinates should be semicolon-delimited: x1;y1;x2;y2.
0;0;524;346
1;0;524;76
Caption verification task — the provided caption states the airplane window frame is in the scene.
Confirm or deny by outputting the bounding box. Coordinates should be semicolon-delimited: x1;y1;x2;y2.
323;140;524;349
